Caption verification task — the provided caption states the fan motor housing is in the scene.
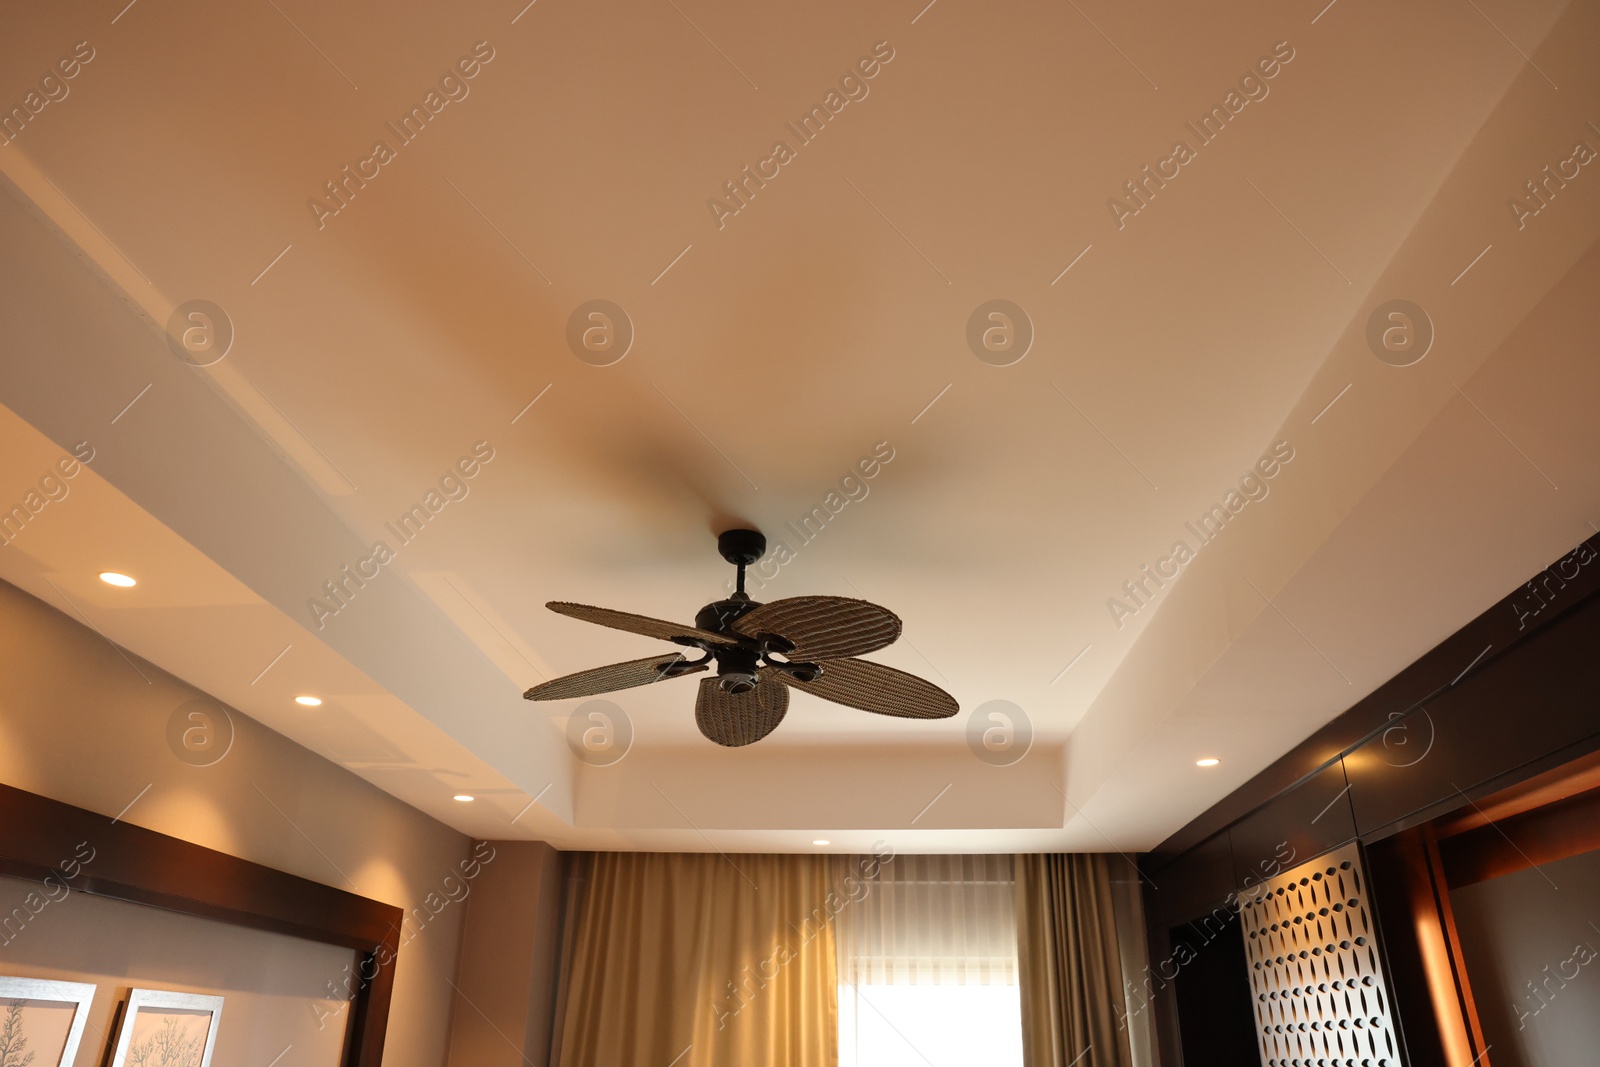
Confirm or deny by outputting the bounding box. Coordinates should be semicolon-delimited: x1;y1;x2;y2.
713;644;761;694
695;597;759;635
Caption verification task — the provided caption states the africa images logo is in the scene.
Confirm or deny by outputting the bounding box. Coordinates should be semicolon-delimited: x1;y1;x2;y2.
1106;40;1296;230
1106;441;1295;629
706;41;896;231
0;40;96;146
306;42;496;229
308;441;496;629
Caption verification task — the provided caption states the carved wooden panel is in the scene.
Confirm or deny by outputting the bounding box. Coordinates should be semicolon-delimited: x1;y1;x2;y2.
1240;842;1401;1067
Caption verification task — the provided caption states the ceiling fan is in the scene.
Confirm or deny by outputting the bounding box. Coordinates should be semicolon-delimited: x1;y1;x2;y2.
523;530;959;746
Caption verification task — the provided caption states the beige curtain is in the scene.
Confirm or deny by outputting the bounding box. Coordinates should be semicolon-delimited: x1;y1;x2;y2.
1015;854;1135;1067
552;851;838;1067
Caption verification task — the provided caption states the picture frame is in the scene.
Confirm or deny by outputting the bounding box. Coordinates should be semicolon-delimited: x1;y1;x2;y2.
107;989;223;1067
0;976;96;1067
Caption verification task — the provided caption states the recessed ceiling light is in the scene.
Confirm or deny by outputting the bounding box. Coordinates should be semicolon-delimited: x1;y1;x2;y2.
98;572;137;587
453;794;476;803
812;839;830;846
294;696;322;707
1196;758;1221;767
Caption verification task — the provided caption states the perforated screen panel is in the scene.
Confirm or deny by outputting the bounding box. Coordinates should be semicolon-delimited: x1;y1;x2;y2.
1239;842;1401;1067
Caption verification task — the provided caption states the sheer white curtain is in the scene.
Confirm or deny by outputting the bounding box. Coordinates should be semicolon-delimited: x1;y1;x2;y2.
833;854;1023;1067
835;853;1018;985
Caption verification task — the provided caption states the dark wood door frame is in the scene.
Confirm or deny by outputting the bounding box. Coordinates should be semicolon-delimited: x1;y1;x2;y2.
0;781;402;1066
1366;827;1493;1067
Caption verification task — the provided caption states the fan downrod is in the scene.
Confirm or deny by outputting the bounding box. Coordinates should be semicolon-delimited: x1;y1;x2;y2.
718;528;766;598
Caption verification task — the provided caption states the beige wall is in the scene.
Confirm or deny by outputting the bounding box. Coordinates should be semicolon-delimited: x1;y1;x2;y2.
1450;848;1600;1067
445;841;567;1067
0;577;472;1067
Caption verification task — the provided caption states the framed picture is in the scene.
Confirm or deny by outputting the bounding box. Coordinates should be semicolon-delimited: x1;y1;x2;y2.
0;976;96;1067
107;989;223;1067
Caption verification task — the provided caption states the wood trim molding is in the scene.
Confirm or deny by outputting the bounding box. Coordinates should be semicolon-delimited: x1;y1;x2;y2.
1438;783;1600;887
1433;747;1600;837
1365;828;1492;1067
1420;827;1494;1067
0;781;402;1066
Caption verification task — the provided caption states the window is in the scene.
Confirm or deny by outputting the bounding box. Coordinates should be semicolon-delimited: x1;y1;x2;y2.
835;854;1023;1067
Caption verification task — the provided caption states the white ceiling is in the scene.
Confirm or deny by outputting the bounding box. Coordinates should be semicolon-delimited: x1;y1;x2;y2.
0;0;1596;852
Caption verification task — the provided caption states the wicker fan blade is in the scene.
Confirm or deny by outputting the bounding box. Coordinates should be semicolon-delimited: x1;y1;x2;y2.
695;673;790;747
523;653;705;701
546;602;740;647
730;596;901;659
776;657;958;719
